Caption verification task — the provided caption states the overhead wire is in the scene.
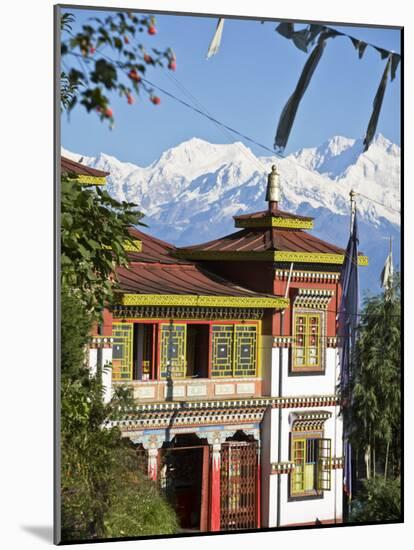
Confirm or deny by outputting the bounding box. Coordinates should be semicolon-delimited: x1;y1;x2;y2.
65;48;401;217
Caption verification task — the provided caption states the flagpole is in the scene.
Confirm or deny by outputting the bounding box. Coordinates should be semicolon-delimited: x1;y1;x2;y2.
342;189;357;523
349;190;357;234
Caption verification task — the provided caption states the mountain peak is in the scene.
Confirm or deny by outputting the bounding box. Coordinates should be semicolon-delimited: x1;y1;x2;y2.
324;135;356;156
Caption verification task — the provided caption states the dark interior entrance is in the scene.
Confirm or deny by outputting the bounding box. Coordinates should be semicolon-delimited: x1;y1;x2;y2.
186;324;209;378
133;323;156;380
160;438;209;531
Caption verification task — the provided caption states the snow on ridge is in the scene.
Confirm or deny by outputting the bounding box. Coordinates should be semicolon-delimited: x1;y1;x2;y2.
61;133;400;228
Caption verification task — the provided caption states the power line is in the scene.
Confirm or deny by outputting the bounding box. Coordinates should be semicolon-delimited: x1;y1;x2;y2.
65;50;401;217
142;74;401;216
356;192;401;215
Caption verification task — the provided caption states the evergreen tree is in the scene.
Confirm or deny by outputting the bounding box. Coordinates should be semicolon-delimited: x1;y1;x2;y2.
348;274;401;496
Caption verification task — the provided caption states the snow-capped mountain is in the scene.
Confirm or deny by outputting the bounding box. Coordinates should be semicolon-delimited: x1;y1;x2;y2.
62;134;401;294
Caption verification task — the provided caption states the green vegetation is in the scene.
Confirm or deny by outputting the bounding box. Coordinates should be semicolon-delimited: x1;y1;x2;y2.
60;11;176;125
346;275;401;522
350;476;401;523
60;12;179;541
60;283;178;541
61;178;143;314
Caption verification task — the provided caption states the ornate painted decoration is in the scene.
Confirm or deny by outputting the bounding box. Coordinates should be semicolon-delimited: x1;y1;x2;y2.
103;239;142;252
112;305;265;320
293;288;334;309
271;461;296;474
120;293;289;309
177;250;368;265
89;336;114;349
234;216;314;230
289;410;332;432
104;394;338;418
66;174;107;185
275;269;340;282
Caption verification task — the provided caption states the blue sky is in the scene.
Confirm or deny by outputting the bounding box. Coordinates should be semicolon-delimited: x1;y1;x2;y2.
61;8;401;166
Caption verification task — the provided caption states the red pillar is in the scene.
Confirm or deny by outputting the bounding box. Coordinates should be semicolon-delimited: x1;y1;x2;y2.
210;444;221;531
256;451;261;528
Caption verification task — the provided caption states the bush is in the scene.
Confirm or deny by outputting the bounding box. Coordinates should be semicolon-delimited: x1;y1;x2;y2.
350;476;401;523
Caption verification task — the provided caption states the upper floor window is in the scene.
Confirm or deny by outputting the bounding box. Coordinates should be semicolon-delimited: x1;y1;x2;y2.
111;320;259;381
292;311;324;373
211;324;257;378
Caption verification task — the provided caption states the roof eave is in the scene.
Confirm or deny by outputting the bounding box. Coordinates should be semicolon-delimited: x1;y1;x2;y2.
119;293;289;309
175;250;369;265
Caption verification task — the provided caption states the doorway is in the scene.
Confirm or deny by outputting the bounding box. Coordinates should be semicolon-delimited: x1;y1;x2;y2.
220;439;258;530
160;437;209;531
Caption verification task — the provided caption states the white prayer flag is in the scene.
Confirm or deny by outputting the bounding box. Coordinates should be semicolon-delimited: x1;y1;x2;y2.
207;18;225;59
380;241;394;290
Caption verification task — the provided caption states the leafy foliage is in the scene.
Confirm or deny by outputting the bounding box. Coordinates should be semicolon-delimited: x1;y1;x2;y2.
347;275;401;480
61;285;91;380
60;283;178;541
59;12;180;540
61;178;144;315
60;11;176;124
350;476;401;523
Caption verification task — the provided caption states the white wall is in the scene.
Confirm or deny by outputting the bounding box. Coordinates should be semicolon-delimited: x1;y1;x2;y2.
88;347;113;403
264;406;343;527
269;347;339;397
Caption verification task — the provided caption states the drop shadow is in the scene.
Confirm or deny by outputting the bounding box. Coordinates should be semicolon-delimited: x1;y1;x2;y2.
21;525;54;543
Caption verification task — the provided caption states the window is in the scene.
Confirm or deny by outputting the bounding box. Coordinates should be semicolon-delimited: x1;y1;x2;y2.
291;434;331;496
112;323;133;381
211;324;257;378
111;321;259;381
160;323;187;378
292;311;324;372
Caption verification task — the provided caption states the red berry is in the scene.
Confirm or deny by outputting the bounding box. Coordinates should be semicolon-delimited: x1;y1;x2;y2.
127;94;134;105
89;46;96;54
151;96;160;105
144;53;154;64
128;69;141;82
105;107;113;117
148;26;157;35
168;60;176;71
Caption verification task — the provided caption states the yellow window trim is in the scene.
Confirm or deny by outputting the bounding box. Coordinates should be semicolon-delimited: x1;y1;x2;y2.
293;312;322;370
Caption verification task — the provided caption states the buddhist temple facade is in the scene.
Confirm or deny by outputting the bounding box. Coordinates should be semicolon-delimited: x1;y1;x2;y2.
65;157;368;532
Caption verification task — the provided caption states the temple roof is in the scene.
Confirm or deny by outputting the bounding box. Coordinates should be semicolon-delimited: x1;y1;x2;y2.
61;156;109;185
178;227;343;255
117;262;274;298
176;222;368;266
126;227;190;264
116;227;288;308
234;208;314;229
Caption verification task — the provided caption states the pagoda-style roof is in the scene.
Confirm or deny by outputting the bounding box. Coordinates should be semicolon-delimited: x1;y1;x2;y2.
116;228;289;309
126;227;188;264
176;226;368;266
234;208;314;229
61;156;109;185
175;165;368;266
